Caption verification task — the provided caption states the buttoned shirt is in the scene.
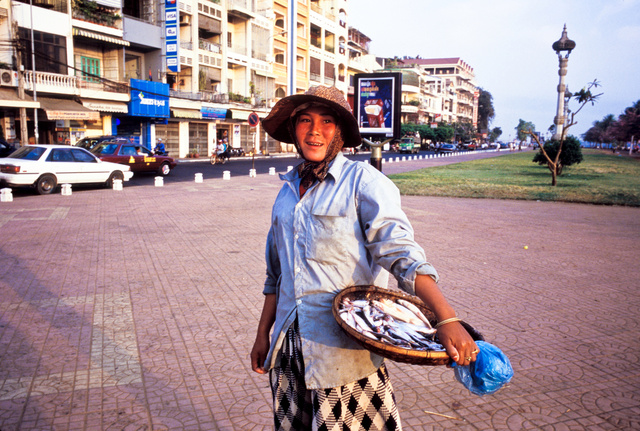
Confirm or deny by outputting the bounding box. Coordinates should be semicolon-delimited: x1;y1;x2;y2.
263;153;439;389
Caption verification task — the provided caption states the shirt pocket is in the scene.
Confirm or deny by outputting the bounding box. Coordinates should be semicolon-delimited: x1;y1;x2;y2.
306;198;351;265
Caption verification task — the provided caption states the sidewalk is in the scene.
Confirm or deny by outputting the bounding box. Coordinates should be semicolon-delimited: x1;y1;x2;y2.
0;151;639;430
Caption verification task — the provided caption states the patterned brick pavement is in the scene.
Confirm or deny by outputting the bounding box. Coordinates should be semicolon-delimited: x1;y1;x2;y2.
1;151;639;430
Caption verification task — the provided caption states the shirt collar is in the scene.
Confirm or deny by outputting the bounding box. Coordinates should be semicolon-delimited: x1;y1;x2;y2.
279;152;348;183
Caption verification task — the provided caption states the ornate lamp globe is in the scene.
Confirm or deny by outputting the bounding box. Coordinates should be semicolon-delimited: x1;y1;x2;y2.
552;24;576;58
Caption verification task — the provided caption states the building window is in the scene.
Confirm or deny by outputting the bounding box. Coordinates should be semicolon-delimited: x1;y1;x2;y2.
310;24;321;49
275;53;285;64
275;13;285;30
18;28;67;74
80;56;101;82
125;54;141;79
297;55;305;71
310;57;321;82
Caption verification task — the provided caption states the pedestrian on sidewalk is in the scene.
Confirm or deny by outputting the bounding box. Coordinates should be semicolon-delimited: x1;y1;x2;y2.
250;86;478;431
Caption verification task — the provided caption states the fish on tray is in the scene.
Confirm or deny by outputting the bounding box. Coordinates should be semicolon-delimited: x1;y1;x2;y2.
339;296;445;351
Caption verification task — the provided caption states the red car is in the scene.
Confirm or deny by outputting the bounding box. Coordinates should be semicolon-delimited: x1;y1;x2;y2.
90;141;177;176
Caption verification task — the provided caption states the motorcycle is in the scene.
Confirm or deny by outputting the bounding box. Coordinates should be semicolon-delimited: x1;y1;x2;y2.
153;143;168;156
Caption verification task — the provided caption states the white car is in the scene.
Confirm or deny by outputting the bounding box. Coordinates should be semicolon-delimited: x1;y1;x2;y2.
0;144;134;195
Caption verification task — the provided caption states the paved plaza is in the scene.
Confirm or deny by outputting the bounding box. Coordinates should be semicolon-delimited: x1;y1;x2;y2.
1;151;639;430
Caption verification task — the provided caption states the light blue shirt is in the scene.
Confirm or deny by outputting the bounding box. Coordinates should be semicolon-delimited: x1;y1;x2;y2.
263;153;439;389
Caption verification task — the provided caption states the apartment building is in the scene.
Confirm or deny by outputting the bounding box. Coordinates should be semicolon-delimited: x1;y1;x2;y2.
0;0;356;157
404;57;479;127
307;0;348;93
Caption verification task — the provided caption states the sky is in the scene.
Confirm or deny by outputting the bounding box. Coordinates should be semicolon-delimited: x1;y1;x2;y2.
347;0;640;140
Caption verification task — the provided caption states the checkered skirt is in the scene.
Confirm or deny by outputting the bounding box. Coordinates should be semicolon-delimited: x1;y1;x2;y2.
269;320;403;431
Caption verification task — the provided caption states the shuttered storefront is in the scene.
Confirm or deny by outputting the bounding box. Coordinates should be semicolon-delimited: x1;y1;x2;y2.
155;122;180;157
189;122;208;155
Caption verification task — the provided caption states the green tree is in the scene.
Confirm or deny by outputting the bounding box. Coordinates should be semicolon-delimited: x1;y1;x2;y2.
401;123;418;136
528;79;601;186
489;127;502;142
477;88;495;133
452;120;475;143
416;124;436;144
434;123;454;143
515;119;536;142
532;135;583;175
583;114;617;147
612;99;640;143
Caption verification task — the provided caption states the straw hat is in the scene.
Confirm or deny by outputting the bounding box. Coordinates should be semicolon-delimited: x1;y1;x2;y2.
262;86;361;147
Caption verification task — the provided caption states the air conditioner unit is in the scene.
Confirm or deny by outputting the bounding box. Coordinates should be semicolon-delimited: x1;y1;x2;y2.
179;14;191;25
0;69;17;87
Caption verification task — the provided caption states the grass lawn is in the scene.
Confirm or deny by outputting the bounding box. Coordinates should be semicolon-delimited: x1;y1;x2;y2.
388;149;640;206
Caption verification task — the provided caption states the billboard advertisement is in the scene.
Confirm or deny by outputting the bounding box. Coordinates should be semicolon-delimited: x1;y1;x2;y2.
353;72;402;139
165;0;180;73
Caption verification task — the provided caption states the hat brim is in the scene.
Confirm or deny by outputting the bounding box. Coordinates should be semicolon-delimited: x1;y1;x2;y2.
262;94;361;147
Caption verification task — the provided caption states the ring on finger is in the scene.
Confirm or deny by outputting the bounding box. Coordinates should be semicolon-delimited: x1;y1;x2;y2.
465;356;472;361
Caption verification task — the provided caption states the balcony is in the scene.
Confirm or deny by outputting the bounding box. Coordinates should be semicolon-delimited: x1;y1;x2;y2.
199;39;221;54
226;0;254;19
72;0;122;29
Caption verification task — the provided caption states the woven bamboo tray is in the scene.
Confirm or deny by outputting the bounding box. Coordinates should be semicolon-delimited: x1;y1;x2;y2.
332;285;483;366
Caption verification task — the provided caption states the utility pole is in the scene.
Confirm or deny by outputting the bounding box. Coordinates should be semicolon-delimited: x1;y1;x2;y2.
29;0;39;143
12;20;28;147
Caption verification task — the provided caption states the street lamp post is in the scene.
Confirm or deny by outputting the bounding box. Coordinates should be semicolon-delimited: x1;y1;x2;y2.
551;24;576;140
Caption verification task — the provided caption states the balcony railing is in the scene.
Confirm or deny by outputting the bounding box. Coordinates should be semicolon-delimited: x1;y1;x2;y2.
180;41;193;50
200;91;228;103
199;39;221;54
23;70;128;94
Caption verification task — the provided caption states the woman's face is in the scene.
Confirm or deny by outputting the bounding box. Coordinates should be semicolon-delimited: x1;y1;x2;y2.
295;106;337;163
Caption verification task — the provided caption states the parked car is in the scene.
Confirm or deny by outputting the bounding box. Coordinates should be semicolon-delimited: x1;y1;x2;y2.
90;140;177;176
398;137;420;154
436;143;457;153
75;135;132;150
0;144;133;195
461;142;476;151
0;140;16;157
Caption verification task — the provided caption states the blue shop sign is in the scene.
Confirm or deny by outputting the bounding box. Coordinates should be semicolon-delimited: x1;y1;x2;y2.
201;107;228;119
129;79;170;118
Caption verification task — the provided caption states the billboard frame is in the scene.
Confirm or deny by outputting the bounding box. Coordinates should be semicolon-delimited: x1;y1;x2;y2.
353;72;402;141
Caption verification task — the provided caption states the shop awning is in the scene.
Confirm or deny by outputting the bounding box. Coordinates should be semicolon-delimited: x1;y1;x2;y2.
39;97;101;121
171;108;203;119
81;99;128;113
0;88;40;109
229;109;251;120
72;28;130;47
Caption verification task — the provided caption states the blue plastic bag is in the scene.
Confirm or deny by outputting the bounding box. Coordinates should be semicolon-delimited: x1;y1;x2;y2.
452;341;513;396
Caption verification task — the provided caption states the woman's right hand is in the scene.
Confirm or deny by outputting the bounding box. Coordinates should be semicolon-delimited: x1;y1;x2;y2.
250;335;270;374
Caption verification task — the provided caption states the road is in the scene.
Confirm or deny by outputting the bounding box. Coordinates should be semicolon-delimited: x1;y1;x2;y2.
130;148;495;186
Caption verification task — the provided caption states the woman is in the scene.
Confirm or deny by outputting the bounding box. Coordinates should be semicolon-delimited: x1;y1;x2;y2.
251;86;477;430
